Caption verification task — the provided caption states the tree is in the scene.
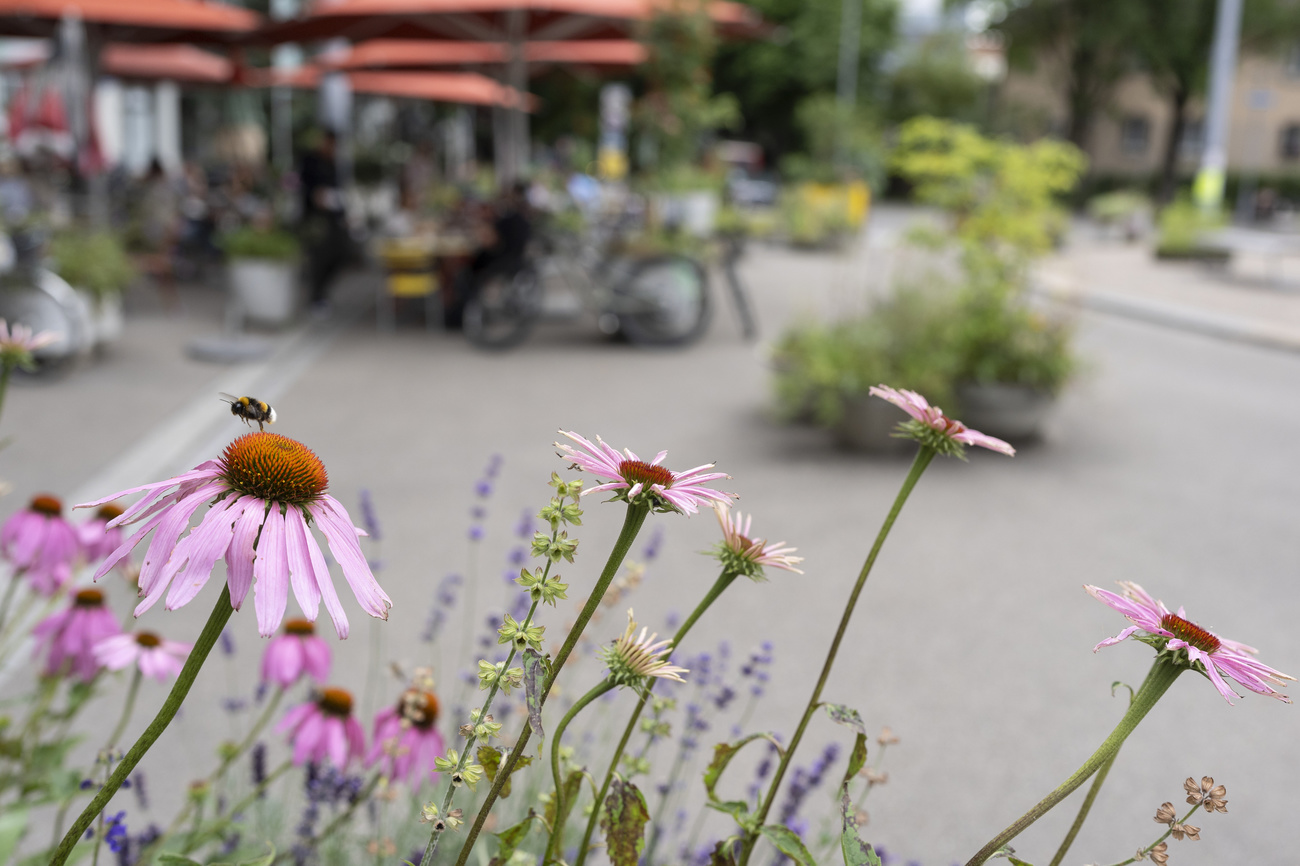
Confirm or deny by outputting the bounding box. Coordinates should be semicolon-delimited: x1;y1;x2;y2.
712;0;897;159
995;0;1143;149
886;31;988;126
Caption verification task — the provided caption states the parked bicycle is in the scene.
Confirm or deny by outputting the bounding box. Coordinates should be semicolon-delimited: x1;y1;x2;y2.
463;218;712;350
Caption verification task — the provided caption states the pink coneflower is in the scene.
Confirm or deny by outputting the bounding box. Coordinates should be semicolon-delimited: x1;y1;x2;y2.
94;631;191;682
77;432;392;638
869;385;1016;457
713;505;803;580
602;609;689;689
2;494;82;595
79;503;126;565
261;618;331;687
555;431;735;515
278;686;367;768
1086;581;1294;705
0;318;58;364
367;687;446;786
32;588;121;681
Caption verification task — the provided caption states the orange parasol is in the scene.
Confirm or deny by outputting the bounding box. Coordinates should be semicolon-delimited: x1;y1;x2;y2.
0;0;260;41
252;65;534;109
324;38;646;71
101;43;234;83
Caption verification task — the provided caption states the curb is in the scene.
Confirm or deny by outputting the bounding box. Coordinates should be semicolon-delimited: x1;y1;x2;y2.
1033;268;1300;355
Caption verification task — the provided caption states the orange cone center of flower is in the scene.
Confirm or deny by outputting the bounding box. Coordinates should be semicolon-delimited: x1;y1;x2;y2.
135;632;161;648
1161;613;1221;653
284;618;315;636
317;686;354;718
618;460;674;489
74;588;105;607
399;689;440;729
95;503;125;521
30;495;62;516
220;433;328;505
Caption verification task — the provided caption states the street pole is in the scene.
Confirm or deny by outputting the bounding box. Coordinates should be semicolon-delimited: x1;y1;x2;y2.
1194;0;1243;213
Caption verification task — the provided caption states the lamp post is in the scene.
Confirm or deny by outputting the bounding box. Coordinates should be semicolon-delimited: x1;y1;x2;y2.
1194;0;1243;213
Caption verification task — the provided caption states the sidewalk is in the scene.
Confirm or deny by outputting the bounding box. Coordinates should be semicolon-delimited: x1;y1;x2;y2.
1035;234;1300;352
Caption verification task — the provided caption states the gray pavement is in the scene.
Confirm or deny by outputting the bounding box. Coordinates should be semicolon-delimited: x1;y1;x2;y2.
6;211;1300;865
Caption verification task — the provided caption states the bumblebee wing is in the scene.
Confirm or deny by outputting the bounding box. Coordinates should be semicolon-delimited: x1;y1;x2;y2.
218;392;239;405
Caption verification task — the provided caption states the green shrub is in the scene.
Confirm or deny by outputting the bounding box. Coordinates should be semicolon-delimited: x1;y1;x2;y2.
48;231;135;299
220;227;300;261
1155;197;1226;256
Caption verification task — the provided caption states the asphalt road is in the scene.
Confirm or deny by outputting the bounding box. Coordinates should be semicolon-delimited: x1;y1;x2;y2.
5;215;1298;866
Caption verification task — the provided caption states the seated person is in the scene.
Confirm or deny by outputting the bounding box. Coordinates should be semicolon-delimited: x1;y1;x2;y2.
446;183;532;328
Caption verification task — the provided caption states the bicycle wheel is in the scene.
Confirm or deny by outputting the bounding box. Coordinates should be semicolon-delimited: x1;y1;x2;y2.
463;267;540;350
614;255;711;347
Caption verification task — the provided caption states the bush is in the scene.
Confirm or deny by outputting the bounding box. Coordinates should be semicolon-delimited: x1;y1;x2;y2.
1155;197;1226;257
219;227;300;260
48;231;136;300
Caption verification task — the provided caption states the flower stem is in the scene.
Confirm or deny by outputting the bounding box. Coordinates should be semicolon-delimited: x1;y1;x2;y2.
182;759;295;854
737;446;935;866
964;659;1184;866
217;686;284;785
575;569;740;866
106;669;142;749
51;585;235;866
1047;670;1153;866
548;679;615;860
0;573;20;633
0;361;15;429
452;502;650;866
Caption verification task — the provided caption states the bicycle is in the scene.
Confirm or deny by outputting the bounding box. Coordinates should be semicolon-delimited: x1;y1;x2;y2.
463;218;712;350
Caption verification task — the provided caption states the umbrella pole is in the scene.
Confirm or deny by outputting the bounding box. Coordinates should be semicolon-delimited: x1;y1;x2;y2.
506;8;526;183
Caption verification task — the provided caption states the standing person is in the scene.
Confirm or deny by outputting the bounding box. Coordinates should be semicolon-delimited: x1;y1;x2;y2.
298;129;347;317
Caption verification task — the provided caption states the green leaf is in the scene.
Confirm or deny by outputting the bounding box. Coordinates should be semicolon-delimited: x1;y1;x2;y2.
493;809;538;863
760;824;818;866
708;839;739;866
839;786;881;866
842;733;868;788
0;806;28;866
1007;858;1036;866
522;649;550;740
703;732;783;803
600;777;650;866
478;746;533;799
543;769;584;838
157;856;203;866
209;842;276;866
822;704;867;737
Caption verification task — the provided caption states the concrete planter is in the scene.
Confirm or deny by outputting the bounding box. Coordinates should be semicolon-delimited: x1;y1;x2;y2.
229;258;299;327
75;290;124;348
651;191;719;238
834;393;911;453
956;382;1058;442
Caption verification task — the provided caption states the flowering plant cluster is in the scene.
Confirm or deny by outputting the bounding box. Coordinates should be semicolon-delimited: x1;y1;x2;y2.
0;388;1289;866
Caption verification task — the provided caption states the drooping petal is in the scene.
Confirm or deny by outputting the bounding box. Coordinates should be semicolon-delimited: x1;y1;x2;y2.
300;512;349;639
310;497;391;620
252;505;290;637
93;512;165;583
150;494;245;601
223;500;269;611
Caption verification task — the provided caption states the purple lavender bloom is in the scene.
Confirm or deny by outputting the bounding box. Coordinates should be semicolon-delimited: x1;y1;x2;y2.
252;743;267;789
468;525;485;542
222;698;248;714
470;506;487;521
514;509;536;539
641;526;665;561
484;454;503;479
508;546;528;566
103;811;128;853
357;489;382;541
131;773;148;811
475;480;493;498
219;628;236;656
665;610;680;631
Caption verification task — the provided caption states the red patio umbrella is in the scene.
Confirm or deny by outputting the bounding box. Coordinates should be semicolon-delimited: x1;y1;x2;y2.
0;0;259;42
101;43;234;83
252;65;534;109
324;38;646;72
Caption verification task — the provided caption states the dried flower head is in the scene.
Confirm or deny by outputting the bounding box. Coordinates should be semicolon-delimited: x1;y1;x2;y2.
1170;822;1200;842
1148;841;1169;865
601;609;689;690
877;727;899;746
1154;802;1177;825
1184;776;1227;813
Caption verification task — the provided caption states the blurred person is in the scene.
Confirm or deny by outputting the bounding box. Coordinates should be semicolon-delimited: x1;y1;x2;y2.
0;155;35;225
298;129;347;316
446;182;532;329
402;138;436;214
138;159;180;305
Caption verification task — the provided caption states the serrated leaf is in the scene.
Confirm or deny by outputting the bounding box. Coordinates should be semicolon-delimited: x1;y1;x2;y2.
839;786;881;866
600;777;650;866
0;806;27;866
760;824;817;866
842;733;868;787
1007;858;1036;866
523;649;550;740
822;704;867;737
493;809;538;863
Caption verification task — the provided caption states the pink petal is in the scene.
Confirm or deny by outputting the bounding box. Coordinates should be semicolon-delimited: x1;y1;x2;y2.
293;711;328;765
309;498;391;620
152;494;245;602
302;636;331;682
252;505;290;637
276;702;315;735
224;501;269;611
324;717;349;768
301;512;349;639
284;507;323;622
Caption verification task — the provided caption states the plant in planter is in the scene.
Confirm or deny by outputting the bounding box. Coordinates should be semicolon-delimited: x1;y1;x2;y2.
47;231;135;347
1154;196;1229;261
219;225;301;327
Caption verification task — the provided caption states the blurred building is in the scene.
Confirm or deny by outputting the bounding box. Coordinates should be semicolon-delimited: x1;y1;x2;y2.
1003;48;1300;179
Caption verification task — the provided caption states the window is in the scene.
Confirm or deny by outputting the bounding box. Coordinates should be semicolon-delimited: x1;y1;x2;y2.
1120;116;1150;156
1280;124;1300;160
1179;119;1205;159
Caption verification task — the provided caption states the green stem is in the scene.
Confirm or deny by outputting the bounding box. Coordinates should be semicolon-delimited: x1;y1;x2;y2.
1104;801;1203;866
51;585;235;866
0;361;14;429
964;660;1185;866
217;686;284;786
0;573;20;634
737;446;935;866
106;669;142;749
548;680;615;860
575;570;740;866
452;502;650;866
181;759;294;854
1047;670;1154;866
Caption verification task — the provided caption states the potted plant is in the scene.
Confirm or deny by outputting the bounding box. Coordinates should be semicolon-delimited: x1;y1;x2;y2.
1153;196;1229;262
47;231;135;348
771;286;959;451
220;226;301;327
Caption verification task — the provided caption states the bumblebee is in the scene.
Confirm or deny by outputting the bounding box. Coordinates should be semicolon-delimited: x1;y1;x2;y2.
219;393;276;431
